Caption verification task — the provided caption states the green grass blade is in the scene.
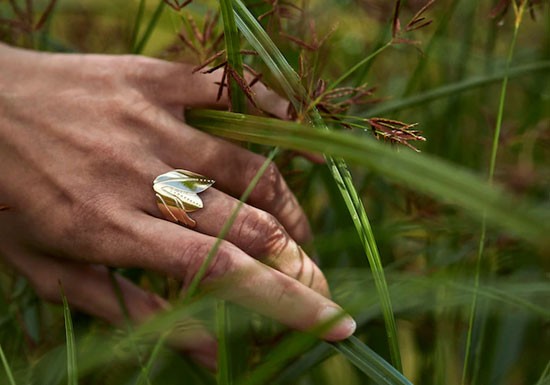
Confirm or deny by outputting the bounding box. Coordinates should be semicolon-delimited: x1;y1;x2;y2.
0;344;17;385
217;300;230;385
59;283;78;385
535;361;550;385
133;0;165;54
186;109;550;247
462;5;527;385
220;0;246;112
130;0;147;51
329;41;392;91
232;0;403;371
218;2;249;381
332;337;413;385
184;147;279;299
365;61;550;117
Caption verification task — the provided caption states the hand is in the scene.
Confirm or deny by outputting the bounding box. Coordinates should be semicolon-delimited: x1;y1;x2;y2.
0;44;356;367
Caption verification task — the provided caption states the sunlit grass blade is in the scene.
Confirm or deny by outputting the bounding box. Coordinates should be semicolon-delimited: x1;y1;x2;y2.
186;109;550;246
0;344;17;385
332;336;413;385
60;283;78;385
365;61;550;116
133;0;165;54
232;0;403;370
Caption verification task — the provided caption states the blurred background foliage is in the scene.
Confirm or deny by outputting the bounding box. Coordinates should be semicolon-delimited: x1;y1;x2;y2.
0;0;549;384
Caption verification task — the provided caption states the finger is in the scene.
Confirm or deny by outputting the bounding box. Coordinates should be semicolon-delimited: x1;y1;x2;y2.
152;115;312;243
116;214;355;341
1;248;217;369
130;57;288;116
149;186;328;297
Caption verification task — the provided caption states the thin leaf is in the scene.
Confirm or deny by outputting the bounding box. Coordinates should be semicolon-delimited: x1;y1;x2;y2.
366;61;550;116
133;0;165;54
0;344;17;385
332;337;413;385
130;0;146;51
220;0;246;112
59;283;78;385
462;4;527;384
186;109;550;247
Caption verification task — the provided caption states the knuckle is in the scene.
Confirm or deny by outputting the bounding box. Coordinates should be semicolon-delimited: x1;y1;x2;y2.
236;207;286;258
274;277;302;306
245;157;285;207
61;194;124;259
178;240;237;286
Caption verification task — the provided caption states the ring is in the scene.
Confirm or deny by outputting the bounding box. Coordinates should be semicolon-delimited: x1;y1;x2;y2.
153;169;215;228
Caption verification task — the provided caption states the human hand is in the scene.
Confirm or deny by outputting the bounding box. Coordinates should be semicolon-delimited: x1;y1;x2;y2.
0;44;356;367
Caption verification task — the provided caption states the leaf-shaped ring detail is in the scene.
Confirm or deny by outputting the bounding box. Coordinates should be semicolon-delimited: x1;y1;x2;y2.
153;169;215;228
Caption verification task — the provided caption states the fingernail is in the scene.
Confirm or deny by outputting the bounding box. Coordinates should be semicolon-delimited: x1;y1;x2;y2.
318;306;357;341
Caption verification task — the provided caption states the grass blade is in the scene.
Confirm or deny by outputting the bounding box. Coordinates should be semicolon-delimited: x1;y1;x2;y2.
332;337;413;385
0;344;17;385
232;0;403;371
365;61;550;116
462;4;528;385
220;0;246;112
218;2;249;382
186;109;550;247
59;283;78;385
130;0;147;51
133;0;165;54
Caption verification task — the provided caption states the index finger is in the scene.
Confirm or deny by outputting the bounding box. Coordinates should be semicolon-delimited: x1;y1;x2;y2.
116;213;356;341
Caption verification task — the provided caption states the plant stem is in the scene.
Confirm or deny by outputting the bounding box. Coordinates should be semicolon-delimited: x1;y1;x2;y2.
461;4;526;385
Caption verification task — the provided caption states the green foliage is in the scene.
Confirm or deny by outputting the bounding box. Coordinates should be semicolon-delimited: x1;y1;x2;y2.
1;0;548;384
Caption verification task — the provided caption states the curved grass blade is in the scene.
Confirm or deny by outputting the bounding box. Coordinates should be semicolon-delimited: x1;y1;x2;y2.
232;0;403;371
332;337;413;385
59;283;78;385
0;344;17;385
186;109;550;247
365;61;550;117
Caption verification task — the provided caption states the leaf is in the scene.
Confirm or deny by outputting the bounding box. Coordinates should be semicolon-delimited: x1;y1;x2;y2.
60;283;78;385
186;109;550;247
0;344;17;385
332;337;413;385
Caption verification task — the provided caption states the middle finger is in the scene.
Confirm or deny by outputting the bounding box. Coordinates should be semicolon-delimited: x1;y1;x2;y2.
145;181;329;297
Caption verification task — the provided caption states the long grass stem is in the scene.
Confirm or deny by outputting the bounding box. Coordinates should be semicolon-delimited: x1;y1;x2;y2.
461;4;526;385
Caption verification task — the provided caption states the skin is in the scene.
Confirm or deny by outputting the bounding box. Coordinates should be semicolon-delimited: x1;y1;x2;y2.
0;43;355;369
